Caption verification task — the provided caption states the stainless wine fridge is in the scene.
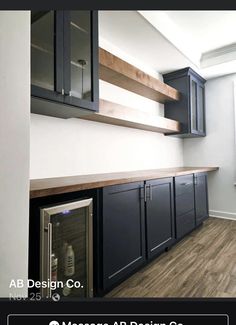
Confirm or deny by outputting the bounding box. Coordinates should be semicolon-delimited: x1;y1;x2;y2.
40;198;93;298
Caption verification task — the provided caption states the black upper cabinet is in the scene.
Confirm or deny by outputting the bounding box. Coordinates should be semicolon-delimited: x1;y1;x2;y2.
163;67;206;138
194;173;209;226
145;178;175;259
102;182;146;291
31;11;99;116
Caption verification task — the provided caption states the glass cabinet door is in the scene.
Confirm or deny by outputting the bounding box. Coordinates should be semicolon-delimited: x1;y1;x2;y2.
190;78;198;133
31;11;55;91
40;199;93;299
197;85;205;134
51;207;89;298
31;11;64;102
70;11;92;100
64;11;99;111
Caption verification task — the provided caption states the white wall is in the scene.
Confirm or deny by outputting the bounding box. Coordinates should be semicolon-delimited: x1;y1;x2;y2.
30;81;183;178
183;74;236;220
0;11;30;297
30;44;183;179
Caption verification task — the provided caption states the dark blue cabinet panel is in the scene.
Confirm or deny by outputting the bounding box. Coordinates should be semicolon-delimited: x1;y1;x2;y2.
175;174;195;217
176;210;195;239
175;174;195;239
175;174;194;196
163;67;206;138
146;178;175;259
176;191;195;217
102;182;146;290
194;173;209;225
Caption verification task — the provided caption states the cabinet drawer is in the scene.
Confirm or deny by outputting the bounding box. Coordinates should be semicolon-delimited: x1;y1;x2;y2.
175;174;194;196
176;191;195;217
176;209;195;239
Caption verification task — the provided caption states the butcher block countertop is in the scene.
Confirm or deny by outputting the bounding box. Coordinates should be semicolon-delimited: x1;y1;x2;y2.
30;167;219;199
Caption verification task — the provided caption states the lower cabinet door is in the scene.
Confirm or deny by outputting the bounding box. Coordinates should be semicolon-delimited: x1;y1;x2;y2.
194;173;209;225
102;182;146;291
146;178;175;259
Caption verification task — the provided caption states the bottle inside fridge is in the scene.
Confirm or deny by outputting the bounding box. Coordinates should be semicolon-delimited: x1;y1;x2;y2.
65;245;75;277
51;253;58;282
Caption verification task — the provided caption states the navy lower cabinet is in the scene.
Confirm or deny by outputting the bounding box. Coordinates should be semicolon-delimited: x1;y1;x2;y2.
194;173;209;226
101;182;146;291
175;174;196;239
99;173;209;294
145;178;175;259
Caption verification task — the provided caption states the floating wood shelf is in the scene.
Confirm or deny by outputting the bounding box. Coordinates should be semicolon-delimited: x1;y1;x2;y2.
99;48;180;104
79;99;180;134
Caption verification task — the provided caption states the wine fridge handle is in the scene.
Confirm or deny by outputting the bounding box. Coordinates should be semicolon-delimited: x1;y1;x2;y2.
47;222;52;298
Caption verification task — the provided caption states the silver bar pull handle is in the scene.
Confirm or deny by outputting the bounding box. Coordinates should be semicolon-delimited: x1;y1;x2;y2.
47;222;52;298
149;184;152;201
57;88;65;95
144;184;152;201
144;184;147;202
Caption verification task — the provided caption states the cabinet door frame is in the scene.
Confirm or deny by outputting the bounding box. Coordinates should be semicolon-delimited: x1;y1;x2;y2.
145;177;175;259
63;11;99;112
31;11;65;103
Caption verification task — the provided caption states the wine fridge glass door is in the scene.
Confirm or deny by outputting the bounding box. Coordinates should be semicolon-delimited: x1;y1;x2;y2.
40;198;93;299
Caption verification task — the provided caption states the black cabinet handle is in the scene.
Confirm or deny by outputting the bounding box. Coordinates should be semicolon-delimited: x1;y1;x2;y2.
180;182;191;186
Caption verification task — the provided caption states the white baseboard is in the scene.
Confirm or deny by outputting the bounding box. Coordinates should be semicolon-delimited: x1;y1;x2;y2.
209;210;236;221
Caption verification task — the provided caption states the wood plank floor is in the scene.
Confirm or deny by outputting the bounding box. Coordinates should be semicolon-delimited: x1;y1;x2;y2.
106;217;236;298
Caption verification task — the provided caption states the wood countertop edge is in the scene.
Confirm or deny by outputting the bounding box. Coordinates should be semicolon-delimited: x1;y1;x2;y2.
30;167;219;199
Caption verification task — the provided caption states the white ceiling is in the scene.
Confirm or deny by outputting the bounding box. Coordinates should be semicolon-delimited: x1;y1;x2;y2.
99;11;200;76
99;11;236;80
163;11;236;53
